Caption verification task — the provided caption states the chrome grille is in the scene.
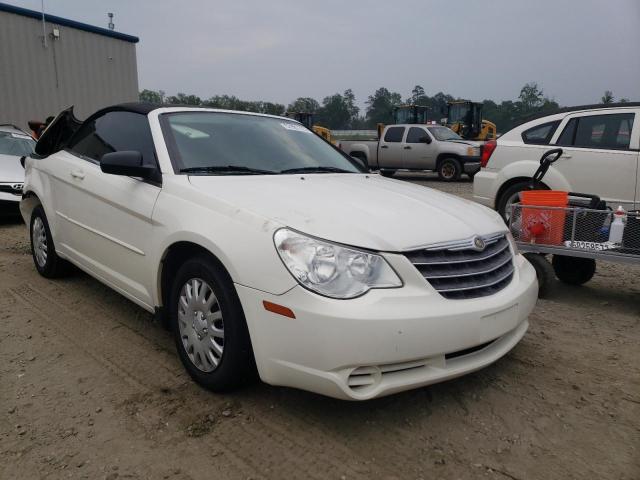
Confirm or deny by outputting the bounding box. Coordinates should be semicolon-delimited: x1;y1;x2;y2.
405;234;514;299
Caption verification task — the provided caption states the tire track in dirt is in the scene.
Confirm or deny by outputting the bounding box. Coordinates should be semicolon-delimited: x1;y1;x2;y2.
10;282;182;393
9;281;371;479
14;273;396;478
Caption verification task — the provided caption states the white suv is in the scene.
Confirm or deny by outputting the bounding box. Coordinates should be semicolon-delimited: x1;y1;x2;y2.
21;104;537;400
473;104;640;219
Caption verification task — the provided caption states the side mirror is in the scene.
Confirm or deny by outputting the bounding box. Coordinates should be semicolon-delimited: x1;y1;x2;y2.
420;135;432;144
100;151;156;178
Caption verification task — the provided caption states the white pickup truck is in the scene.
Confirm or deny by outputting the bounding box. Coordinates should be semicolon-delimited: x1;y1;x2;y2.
338;124;482;181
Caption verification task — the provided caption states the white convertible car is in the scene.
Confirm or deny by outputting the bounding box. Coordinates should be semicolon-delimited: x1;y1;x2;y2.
21;104;537;400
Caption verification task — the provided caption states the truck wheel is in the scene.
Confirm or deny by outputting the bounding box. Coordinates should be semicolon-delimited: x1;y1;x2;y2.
29;205;72;278
523;253;554;298
437;158;461;182
379;170;395;177
169;255;255;392
552;255;596;285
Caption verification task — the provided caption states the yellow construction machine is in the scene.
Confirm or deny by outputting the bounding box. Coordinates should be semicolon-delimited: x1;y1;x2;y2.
285;112;334;144
445;101;496;141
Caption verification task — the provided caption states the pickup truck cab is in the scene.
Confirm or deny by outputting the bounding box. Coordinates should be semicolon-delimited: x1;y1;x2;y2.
339;124;482;181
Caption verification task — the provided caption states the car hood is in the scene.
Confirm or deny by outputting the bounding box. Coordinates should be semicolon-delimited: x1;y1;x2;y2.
0;154;25;182
188;174;506;251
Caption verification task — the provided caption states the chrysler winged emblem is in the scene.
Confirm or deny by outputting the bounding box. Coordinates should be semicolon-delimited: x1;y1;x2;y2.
473;236;486;251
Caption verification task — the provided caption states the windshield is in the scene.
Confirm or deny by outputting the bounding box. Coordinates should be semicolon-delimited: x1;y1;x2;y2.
448;104;469;124
161;112;364;175
0;131;35;156
427;126;463;141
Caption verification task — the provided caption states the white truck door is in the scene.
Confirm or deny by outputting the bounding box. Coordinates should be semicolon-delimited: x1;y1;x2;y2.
553;111;637;206
378;126;405;169
403;126;436;169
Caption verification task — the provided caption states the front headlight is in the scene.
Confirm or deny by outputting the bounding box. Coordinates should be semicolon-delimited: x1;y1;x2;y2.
466;146;481;157
274;228;402;299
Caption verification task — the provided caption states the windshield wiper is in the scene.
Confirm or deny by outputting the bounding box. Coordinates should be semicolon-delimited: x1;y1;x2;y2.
179;165;276;175
279;166;353;174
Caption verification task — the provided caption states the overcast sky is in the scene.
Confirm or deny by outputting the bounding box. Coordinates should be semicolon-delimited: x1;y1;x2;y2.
8;0;640;108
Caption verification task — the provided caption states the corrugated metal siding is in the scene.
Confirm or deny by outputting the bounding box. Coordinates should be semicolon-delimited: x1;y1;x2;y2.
0;10;138;130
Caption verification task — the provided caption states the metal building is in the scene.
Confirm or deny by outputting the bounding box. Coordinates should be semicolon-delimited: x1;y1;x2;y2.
0;2;139;130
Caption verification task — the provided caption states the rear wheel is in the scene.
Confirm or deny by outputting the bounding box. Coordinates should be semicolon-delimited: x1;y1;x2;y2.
552;255;596;285
169;255;255;392
437;158;462;182
29;205;71;278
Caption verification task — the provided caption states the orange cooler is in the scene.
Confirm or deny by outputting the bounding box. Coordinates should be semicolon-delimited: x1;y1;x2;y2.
520;190;568;245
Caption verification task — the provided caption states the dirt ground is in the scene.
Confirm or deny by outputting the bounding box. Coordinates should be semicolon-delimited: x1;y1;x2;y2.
1;175;638;480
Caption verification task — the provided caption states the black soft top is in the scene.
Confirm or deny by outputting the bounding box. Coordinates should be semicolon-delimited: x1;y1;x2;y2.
34;103;164;157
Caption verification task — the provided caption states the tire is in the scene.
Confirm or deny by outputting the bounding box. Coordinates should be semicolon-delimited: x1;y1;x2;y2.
523;253;554;298
437;158;462;182
497;181;538;223
379;170;395;177
29;205;71;278
552;255;596;285
169;255;255;392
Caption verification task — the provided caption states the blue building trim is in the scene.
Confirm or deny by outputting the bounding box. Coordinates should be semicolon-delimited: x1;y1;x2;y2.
0;2;139;43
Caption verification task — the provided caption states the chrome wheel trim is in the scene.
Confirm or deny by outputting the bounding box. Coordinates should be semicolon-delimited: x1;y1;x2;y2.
441;162;456;179
503;191;522;222
32;216;48;268
178;278;224;373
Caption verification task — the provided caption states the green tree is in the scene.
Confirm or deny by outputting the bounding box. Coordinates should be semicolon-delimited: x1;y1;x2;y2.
317;93;351;129
619;97;630;103
410;85;426;104
342;89;359;122
601;90;614;103
287;97;321;114
166;93;201;105
139;89;163;104
518;82;545;111
365;87;402;126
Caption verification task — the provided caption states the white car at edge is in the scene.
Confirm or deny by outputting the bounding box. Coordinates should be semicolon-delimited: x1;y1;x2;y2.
21;104;538;400
0;124;35;214
473;103;640;219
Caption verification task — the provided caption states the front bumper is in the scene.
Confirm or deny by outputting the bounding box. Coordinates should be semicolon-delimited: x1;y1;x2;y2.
236;252;538;400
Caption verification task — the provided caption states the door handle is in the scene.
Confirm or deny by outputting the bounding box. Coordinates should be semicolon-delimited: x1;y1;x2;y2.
70;170;85;180
380;145;389;149
403;146;412;150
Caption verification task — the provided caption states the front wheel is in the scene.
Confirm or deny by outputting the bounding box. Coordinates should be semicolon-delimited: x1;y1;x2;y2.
169;255;255;392
552;255;596;285
437;158;462;182
29;205;71;278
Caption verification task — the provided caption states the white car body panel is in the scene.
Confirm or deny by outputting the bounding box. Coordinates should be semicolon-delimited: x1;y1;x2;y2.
474;106;640;210
22;106;538;399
